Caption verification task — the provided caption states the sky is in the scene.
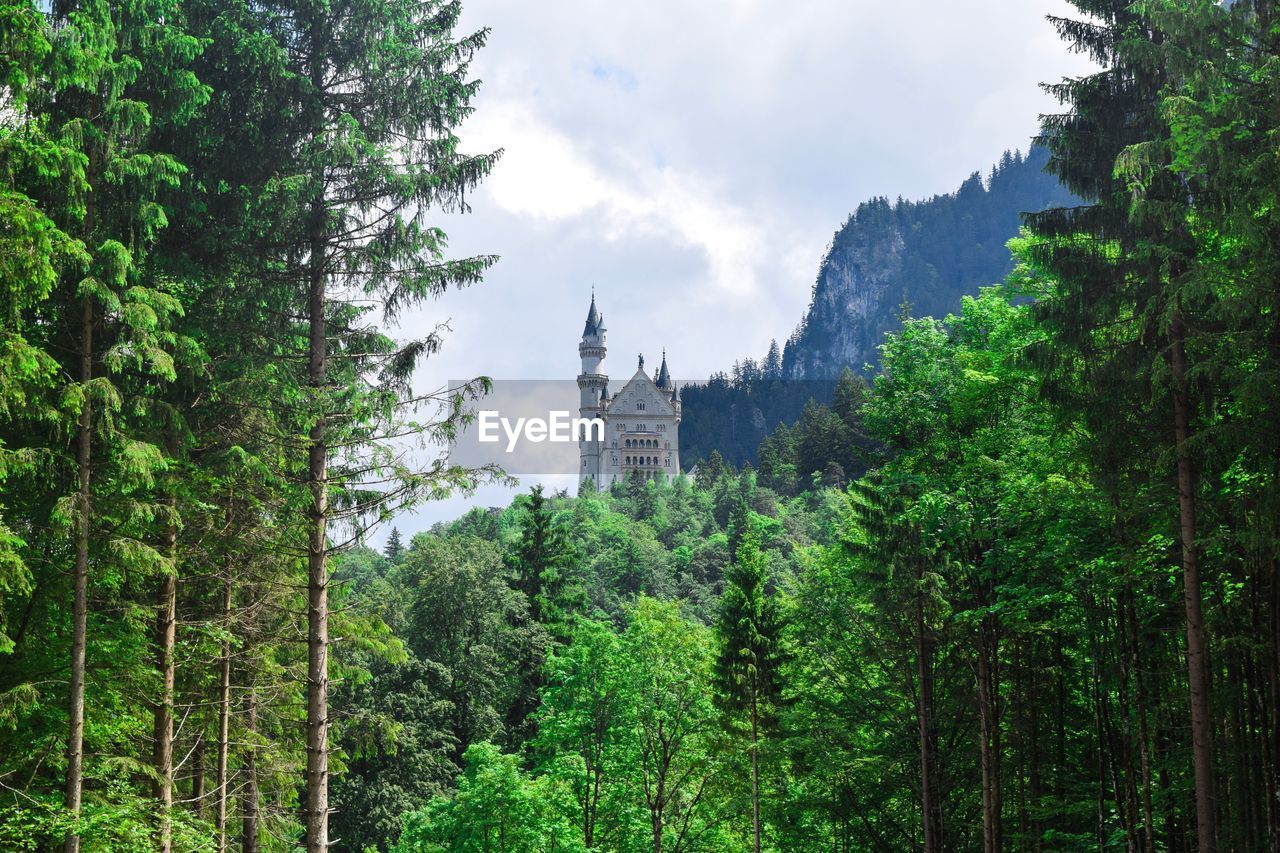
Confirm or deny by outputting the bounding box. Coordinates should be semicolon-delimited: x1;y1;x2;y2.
379;0;1097;541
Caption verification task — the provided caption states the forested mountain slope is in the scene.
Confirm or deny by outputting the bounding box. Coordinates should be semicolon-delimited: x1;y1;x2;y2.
780;146;1074;379
680;148;1074;467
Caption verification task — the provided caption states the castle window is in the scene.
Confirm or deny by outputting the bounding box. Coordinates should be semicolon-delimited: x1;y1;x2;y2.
665;459;670;467
637;402;645;411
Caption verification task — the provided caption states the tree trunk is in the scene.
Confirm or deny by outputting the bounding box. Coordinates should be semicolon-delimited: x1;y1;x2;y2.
153;507;177;853
751;695;761;853
191;733;206;818
216;565;233;852
977;611;1001;853
1125;590;1157;853
242;688;260;853
1269;551;1280;851
63;293;93;853
1170;309;1217;853
304;181;330;851
916;575;941;853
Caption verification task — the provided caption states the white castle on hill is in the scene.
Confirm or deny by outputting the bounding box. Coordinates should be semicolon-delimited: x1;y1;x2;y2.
577;293;680;491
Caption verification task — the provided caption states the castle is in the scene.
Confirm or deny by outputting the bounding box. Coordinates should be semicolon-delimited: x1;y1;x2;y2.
577;293;680;491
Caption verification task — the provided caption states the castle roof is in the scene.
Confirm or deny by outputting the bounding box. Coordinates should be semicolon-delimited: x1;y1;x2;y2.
655;349;672;390
583;292;603;337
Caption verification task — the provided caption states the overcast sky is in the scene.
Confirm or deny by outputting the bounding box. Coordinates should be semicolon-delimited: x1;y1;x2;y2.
381;0;1097;539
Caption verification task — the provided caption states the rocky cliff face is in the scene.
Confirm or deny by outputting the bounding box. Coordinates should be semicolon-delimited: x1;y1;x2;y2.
781;147;1074;379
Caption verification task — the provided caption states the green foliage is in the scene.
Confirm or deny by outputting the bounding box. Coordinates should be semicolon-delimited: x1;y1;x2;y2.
393;742;583;853
0;2;1276;853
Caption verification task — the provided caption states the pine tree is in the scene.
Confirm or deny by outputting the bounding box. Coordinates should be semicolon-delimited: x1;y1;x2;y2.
506;486;577;630
715;526;783;853
17;4;207;848
385;527;405;564
1031;4;1219;848
221;3;500;846
763;339;782;379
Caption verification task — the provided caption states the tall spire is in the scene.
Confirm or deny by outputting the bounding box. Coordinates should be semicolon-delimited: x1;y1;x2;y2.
656;348;672;390
583;290;602;336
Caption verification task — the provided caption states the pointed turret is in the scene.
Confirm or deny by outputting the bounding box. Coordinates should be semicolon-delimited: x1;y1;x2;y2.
583;291;603;336
656;349;672;391
578;290;608;492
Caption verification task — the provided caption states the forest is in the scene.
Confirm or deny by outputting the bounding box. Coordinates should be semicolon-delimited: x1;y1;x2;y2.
1;0;1278;852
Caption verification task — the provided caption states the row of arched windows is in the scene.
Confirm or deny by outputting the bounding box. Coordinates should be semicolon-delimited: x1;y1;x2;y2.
624;456;670;467
624;438;660;449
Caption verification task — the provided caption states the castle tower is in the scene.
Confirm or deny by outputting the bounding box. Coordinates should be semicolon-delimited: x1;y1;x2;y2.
577;292;607;488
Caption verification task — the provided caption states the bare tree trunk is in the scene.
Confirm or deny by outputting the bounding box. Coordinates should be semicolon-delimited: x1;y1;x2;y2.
216;564;233;852
304;183;330;851
917;576;941;853
978;611;1001;853
1170;309;1217;853
1125;591;1157;853
153;506;177;853
1269;551;1280;851
64;293;93;853
242;688;260;853
650;774;664;853
191;733;206;818
751;695;761;853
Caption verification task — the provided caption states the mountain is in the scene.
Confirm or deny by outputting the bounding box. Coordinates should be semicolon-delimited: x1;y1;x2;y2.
780;146;1074;378
679;147;1073;467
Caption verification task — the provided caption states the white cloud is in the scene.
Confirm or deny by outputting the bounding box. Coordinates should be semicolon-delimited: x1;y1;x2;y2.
463;98;792;300
381;0;1099;536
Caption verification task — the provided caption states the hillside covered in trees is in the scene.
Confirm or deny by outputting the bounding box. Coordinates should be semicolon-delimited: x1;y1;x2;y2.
679;146;1074;468
1;1;1279;852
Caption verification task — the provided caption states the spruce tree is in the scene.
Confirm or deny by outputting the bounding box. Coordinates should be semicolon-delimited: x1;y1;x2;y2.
385;527;405;564
1032;3;1219;848
17;4;207;848
216;3;500;846
715;526;783;853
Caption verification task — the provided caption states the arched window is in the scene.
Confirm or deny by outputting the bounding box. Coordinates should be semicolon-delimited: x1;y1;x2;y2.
637;402;645;411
